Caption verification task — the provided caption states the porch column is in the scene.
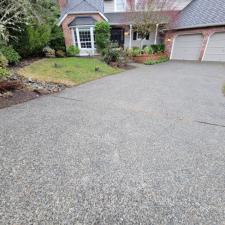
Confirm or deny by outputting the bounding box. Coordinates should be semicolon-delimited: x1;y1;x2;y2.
154;24;159;45
129;24;132;49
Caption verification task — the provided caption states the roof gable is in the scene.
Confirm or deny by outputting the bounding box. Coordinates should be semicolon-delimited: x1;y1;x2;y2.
60;0;104;22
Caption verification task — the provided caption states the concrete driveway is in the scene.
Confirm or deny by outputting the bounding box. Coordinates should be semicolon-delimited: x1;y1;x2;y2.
1;61;225;225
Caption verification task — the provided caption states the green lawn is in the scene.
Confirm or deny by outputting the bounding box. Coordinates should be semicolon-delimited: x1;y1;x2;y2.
18;57;122;86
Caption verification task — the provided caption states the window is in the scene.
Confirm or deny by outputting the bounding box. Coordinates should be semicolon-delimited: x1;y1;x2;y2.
79;29;92;49
133;31;150;40
115;0;125;11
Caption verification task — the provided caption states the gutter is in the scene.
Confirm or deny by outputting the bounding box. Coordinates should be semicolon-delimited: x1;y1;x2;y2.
170;22;225;31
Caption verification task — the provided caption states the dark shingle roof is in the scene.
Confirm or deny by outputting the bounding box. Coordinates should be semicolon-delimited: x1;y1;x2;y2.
69;16;97;26
60;0;104;21
105;11;178;25
174;0;225;29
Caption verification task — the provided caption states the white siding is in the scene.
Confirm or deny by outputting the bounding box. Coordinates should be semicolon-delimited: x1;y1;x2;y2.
104;0;115;12
124;28;157;49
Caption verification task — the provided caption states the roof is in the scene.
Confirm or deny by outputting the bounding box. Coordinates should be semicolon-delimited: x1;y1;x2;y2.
59;0;104;22
105;11;179;25
69;16;97;27
173;0;225;29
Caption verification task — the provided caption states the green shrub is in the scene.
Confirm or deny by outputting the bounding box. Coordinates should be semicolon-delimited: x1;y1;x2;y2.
0;52;8;68
102;43;127;66
131;47;142;57
151;44;165;53
0;67;10;79
27;24;51;56
95;21;111;52
0;45;21;65
143;46;154;55
49;25;66;51
144;56;169;65
66;45;80;56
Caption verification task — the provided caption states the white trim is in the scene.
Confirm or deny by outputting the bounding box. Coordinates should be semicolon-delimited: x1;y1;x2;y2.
90;27;95;55
202;33;213;61
71;28;75;46
129;24;132;49
76;27;81;49
170;34;177;60
201;32;216;62
58;11;108;26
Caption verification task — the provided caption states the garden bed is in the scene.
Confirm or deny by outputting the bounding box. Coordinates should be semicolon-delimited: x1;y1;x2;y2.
0;57;123;109
132;53;168;64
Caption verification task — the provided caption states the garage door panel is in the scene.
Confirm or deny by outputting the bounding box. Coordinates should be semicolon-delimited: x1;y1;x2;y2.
172;34;203;61
203;32;225;62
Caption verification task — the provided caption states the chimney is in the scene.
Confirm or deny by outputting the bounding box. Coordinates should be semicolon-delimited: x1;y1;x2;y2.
58;0;68;11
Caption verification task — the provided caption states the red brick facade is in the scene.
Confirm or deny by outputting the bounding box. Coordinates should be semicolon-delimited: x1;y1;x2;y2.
61;14;104;47
165;26;225;61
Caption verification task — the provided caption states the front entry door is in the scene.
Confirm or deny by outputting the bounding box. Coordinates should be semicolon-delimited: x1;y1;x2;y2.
111;28;124;47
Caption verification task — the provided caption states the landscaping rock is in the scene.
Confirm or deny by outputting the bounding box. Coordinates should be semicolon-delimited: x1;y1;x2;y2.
3;91;13;98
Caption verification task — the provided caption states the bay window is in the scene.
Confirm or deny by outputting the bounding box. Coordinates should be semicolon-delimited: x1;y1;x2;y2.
72;26;95;55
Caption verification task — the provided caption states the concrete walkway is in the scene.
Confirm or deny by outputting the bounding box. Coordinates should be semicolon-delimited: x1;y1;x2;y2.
0;61;225;224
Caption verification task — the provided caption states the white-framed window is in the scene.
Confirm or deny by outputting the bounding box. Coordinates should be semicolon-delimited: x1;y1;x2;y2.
72;26;95;51
79;28;92;49
115;0;126;11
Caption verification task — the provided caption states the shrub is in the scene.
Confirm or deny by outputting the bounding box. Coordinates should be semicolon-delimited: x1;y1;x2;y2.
131;47;142;57
66;45;80;56
144;56;169;65
0;52;8;68
0;45;21;65
102;43;127;66
56;50;66;58
0;67;9;79
49;25;66;51
151;44;165;53
143;46;154;55
27;24;51;56
95;21;110;52
43;46;55;58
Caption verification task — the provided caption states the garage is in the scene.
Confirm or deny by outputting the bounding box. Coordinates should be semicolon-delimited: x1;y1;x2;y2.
171;34;203;61
203;32;225;62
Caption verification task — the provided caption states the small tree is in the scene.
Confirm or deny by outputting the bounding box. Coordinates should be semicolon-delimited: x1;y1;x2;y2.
127;0;178;48
95;21;110;52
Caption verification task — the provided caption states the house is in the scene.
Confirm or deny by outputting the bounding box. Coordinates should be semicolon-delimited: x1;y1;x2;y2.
165;0;225;62
58;0;188;56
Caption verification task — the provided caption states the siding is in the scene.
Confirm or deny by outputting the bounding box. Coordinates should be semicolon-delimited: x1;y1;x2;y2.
104;1;115;12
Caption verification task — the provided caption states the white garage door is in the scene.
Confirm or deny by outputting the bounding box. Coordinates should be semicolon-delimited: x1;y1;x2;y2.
203;32;225;62
171;34;203;61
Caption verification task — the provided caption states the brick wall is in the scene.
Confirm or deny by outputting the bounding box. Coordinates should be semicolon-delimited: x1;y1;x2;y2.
165;26;225;60
61;14;104;47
